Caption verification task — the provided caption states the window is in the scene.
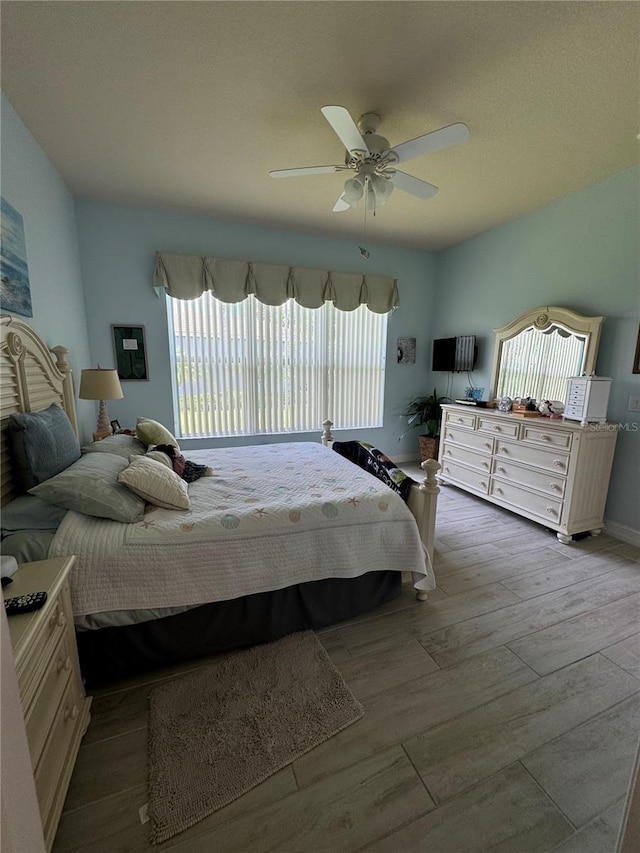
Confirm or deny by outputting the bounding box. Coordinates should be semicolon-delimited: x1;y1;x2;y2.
168;293;387;438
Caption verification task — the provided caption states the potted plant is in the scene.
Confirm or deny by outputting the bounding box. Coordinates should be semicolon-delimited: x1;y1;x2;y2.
400;389;448;461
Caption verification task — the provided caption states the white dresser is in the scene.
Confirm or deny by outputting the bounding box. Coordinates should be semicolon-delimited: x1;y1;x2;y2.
438;404;618;543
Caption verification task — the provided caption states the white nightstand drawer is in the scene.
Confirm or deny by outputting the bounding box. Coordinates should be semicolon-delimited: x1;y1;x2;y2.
25;631;74;770
34;675;85;839
16;593;68;712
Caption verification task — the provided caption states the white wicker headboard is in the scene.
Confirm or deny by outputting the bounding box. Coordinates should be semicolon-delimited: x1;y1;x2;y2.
1;314;78;506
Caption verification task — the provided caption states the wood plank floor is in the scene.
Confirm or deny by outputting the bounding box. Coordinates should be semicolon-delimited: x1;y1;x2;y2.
53;476;640;853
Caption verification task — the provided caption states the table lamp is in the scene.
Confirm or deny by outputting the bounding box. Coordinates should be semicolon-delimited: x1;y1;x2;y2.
79;368;123;437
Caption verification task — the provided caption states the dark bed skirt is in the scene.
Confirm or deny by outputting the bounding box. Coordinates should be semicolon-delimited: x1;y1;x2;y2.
76;570;402;686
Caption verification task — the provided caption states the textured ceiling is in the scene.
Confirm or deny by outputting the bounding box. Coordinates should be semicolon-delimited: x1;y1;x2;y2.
2;1;639;251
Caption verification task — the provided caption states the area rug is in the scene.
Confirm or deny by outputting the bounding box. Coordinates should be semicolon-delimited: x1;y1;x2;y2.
147;631;364;844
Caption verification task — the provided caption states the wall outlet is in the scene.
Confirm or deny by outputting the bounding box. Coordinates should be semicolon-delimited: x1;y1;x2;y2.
629;396;640;412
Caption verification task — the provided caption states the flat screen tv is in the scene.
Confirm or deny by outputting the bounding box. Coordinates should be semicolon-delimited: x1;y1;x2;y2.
432;335;477;372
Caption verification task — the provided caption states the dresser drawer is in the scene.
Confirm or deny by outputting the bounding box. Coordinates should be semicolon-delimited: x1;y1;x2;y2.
444;410;476;429
440;460;490;494
25;630;75;770
17;591;68;712
494;439;569;474
476;417;519;438
492;459;566;499
35;675;85;842
442;443;491;473
489;480;563;524
521;424;573;449
442;426;494;453
567;388;586;404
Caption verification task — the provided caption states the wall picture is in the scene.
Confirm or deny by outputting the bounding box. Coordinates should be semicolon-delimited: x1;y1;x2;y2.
112;325;149;380
0;196;32;317
397;337;416;364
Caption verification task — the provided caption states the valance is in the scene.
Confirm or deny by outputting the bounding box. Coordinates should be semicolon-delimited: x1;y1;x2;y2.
153;252;399;314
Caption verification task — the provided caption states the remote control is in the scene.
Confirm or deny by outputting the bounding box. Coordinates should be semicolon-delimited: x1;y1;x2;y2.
4;591;48;615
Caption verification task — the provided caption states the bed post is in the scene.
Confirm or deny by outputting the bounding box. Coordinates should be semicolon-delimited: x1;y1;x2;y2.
407;458;440;601
50;345;79;437
321;419;334;446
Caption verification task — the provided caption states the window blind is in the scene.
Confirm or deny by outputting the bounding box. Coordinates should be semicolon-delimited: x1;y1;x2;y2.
169;293;387;438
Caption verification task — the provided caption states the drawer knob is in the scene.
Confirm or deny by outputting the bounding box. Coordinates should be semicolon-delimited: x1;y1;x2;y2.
493;426;502;432
483;442;492;449
546;507;557;516
48;609;65;630
446;449;452;455
540;434;551;441
550;483;561;491
57;655;72;673
495;487;503;494
479;481;487;488
457;417;464;422
481;462;489;468
553;460;565;469
64;704;79;723
499;447;508;454
497;466;506;474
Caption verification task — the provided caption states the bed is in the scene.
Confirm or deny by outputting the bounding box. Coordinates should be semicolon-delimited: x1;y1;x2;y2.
1;314;439;684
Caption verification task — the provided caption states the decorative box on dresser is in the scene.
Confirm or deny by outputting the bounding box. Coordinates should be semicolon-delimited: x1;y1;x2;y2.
438;404;618;543
3;556;91;850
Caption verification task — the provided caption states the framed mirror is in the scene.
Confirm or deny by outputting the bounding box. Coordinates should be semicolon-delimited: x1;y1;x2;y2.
490;306;603;402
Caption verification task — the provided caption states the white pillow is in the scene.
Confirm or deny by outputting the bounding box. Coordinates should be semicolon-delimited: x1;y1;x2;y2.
118;456;190;510
135;417;180;450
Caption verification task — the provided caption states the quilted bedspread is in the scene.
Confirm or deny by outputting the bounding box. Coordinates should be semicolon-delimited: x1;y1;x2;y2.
50;442;434;617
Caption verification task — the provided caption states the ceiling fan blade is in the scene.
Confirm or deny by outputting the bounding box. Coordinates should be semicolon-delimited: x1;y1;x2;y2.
321;106;370;155
332;193;350;212
270;165;348;178
389;123;470;165
391;170;439;199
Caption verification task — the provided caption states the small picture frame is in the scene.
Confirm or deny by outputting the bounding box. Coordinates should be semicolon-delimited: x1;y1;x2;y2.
110;419;121;433
112;325;148;381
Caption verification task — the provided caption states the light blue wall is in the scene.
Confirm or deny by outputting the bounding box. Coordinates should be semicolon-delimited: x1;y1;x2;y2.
434;167;640;530
0;94;95;441
3;88;637;531
74;199;437;454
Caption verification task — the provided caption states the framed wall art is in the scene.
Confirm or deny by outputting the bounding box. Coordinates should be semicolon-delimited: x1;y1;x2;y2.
397;337;416;364
112;325;149;381
0;196;32;317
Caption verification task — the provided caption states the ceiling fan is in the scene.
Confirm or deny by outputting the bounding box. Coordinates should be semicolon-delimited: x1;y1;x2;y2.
270;105;470;213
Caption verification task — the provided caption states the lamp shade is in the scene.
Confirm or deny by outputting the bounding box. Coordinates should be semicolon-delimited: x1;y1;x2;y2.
79;369;123;401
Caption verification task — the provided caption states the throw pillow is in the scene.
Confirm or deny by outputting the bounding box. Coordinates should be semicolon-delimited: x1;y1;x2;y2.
118;455;190;510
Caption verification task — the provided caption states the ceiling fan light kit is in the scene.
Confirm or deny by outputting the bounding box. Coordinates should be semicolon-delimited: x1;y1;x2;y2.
270;105;470;216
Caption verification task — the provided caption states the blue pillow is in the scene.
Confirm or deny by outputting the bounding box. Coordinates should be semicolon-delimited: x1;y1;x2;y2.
1;495;68;536
7;404;81;490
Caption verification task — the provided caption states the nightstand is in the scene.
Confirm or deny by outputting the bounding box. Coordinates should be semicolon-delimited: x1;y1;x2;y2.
3;556;91;851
